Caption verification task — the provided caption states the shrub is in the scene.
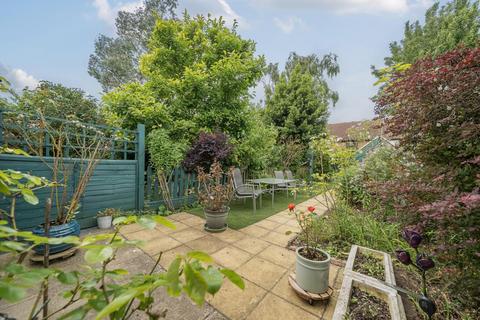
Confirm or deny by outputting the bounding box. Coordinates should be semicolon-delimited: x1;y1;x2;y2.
183;132;232;172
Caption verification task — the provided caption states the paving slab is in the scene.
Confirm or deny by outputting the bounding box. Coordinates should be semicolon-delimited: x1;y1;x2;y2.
125;228;165;241
186;235;228;254
239;225;270;238
233;237;270;255
246;293;318;320
263;231;294;247
236;257;287;290
212;246;252;269
170;228;206;243
253;219;281;230
258;244;295;268
156;221;189;234
140;236;182;256
210;228;246;243
207;279;267;320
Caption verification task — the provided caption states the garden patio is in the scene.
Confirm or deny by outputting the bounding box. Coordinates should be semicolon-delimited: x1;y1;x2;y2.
0;197;345;320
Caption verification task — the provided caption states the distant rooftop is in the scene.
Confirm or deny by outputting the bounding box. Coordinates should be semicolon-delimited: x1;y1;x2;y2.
327;120;383;141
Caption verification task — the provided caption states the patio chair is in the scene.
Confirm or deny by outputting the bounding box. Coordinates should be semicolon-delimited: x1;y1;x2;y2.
285;169;304;199
274;170;290;196
231;168;263;213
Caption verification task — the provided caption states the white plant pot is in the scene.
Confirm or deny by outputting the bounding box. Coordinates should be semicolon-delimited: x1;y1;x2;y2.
97;216;112;229
295;246;331;294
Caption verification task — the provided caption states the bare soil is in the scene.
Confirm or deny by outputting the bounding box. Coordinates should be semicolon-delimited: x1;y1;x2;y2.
353;251;385;281
298;247;328;261
346;287;392;320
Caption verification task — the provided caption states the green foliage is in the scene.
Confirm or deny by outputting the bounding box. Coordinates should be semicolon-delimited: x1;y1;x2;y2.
148;128;185;172
0;76;18;108
231;108;277;173
104;13;265;143
264;52;339;144
308;202;401;260
89;0;178;92
382;0;480;67
16;81;103;123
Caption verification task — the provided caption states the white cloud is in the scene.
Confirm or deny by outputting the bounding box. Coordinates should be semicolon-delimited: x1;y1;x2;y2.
92;0;143;26
252;0;428;14
0;64;39;90
180;0;248;29
273;16;305;34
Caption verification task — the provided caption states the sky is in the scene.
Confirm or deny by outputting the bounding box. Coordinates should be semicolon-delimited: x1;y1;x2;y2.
0;0;437;123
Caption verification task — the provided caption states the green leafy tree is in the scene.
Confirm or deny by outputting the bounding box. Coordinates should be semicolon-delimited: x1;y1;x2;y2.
17;81;103;123
378;0;480;69
89;0;177;92
264;52;339;144
104;13;265;141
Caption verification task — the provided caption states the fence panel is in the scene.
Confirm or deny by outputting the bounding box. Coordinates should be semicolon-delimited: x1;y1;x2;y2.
145;166;197;210
0;109;145;230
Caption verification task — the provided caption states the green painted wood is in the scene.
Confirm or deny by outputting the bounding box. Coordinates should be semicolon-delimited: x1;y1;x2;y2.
0;152;139;230
136;124;145;211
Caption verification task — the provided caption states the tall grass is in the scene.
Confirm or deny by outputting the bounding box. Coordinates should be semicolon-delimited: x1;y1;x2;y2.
310;201;402;259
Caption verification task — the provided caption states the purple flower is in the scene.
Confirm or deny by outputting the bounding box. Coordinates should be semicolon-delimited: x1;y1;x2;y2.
416;253;435;271
395;250;412;265
402;229;422;249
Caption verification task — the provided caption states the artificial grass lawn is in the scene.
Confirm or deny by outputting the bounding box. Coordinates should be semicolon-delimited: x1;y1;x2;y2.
187;192;312;230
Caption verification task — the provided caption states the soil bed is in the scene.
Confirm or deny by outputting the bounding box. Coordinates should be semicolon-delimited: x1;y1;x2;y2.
346;287;392;320
353;251;385;281
298;247;328;261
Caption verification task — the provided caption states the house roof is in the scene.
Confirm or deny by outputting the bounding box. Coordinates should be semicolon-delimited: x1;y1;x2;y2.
327;120;383;141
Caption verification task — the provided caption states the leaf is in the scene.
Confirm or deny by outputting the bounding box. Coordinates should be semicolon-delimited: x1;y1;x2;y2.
58;306;89;320
152;215;176;230
220;269;245;290
0;281;25;302
1;241;27;251
112;216;127;226
200;266;223;295
165;257;181;296
84;246;113;264
183;262;207;306
138;216;156;229
57;271;78;285
186;251;213;263
95;291;137;320
20;188;38;205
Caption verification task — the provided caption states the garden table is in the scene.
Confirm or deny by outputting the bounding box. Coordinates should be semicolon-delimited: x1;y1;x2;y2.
248;178;296;206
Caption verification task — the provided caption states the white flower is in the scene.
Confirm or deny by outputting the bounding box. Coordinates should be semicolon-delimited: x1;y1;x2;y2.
436;123;441;127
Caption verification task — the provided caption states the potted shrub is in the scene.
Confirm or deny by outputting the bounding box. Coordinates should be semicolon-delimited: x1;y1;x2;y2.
197;161;233;232
21;112;110;254
289;204;331;294
97;208;117;229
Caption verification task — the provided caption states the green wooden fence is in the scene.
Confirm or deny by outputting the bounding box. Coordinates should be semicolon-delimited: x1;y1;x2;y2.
145;166;197;210
0;109;145;230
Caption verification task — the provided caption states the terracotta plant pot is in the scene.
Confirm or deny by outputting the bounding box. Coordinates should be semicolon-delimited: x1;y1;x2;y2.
295;246;331;294
204;207;229;232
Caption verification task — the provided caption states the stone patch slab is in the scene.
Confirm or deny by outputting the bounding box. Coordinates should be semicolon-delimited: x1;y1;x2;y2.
125;228;164;241
182;215;206;227
207;279;267;320
236;257;287;290
233;237;270;255
156;221;189;234
210;228;246;243
258;245;295;268
274;224;300;235
140;237;182;256
265;215;290;224
169;212;194;221
253;219;281;231
240;225;270;238
186;235;228;254
211;246;252;269
263;231;293;247
170;228;206;243
120;223;145;234
246;293;318;320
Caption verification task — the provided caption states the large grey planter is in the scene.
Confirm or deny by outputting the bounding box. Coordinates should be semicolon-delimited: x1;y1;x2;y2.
295;247;331;294
204;207;229;231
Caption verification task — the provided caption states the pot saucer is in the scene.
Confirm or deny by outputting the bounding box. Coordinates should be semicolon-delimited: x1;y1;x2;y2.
204;223;228;233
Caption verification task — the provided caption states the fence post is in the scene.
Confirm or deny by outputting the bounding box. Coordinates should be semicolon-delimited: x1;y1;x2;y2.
136;124;145;211
0;109;3;146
